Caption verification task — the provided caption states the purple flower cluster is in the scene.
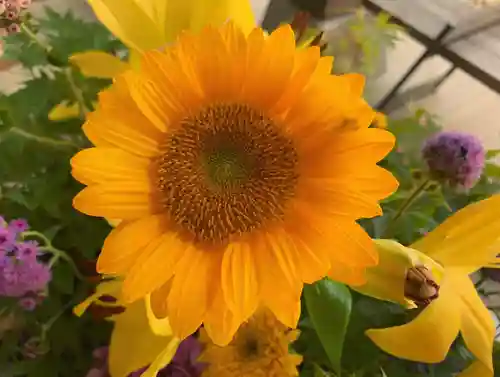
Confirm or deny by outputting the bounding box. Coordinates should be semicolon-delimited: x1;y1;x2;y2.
0;217;51;309
422;131;485;189
87;336;204;377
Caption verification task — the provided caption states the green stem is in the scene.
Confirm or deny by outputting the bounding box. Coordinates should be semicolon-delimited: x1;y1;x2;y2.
63;67;89;118
383;178;432;238
9;127;78;148
22;231;85;280
20;23;52;52
21;23;88;118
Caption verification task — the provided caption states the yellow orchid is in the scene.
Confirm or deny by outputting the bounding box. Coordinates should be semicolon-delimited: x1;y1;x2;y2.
75;279;180;377
354;194;500;377
71;0;256;79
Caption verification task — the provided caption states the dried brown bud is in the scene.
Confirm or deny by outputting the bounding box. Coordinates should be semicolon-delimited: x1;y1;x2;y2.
404;265;440;307
290;11;311;42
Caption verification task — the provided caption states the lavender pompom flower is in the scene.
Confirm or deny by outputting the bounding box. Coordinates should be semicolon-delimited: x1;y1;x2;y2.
0;218;51;301
422;131;485;189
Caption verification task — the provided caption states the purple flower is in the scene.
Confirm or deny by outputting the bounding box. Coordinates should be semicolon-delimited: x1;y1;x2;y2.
91;336;204;377
422;131;485;189
8;218;29;234
0;227;15;251
0;246;51;298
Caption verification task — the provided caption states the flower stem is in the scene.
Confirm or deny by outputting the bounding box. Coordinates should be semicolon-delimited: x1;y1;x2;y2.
9;127;79;149
21;23;88;118
383;178;432;238
20;23;52;52
63;67;89;118
22;231;85;280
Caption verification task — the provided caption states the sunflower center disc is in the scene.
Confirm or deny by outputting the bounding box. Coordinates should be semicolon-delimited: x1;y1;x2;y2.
156;103;299;244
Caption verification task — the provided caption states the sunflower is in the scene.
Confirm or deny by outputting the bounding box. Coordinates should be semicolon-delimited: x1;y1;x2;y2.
74;279;180;377
72;0;256;79
71;22;398;345
199;308;302;377
50;0;256;120
353;194;500;377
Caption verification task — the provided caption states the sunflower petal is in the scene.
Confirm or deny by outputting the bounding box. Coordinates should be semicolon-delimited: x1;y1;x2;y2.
70;51;129;79
204;284;241;346
366;278;460;363
73;182;155;220
146;291;173;337
71;147;150;186
87;0;164;51
123;231;186;303
167;248;221;340
221;242;259;320
97;215;166;275
108;299;177;377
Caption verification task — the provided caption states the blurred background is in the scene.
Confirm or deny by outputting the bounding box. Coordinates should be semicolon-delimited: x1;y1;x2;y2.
4;0;499;149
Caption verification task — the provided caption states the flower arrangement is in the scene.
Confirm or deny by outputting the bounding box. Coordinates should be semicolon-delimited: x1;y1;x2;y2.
1;1;500;377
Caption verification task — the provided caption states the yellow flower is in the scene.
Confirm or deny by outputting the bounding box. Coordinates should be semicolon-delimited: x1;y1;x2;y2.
71;23;398;345
75;279;180;377
371;112;388;129
48;101;99;122
199;307;302;377
72;0;256;79
354;194;500;377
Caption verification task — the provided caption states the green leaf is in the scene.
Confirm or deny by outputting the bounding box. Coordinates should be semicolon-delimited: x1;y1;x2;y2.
485;163;500;178
304;279;352;375
50;262;75;294
486;149;500;160
313;364;330;377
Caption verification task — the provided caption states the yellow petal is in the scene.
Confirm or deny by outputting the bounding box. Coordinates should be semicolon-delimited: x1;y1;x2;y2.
204;284;240;346
221;242;259;320
87;0;165;51
48;102;80;121
411;194;500;271
71;147;151;186
366;277;461;363
372;112;388;129
140;337;181;377
145;294;173;337
74;279;123;316
449;271;495;376
157;0;255;44
73;182;155;220
70;51;129;79
109;298;177;377
352;239;443;306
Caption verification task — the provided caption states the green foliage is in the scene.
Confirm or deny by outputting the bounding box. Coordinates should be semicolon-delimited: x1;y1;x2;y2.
0;5;497;377
0;7;121;377
303;279;352;374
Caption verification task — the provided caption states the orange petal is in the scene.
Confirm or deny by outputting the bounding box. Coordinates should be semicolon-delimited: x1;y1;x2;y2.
97;215;166;274
123;231;186;303
167;247;222;340
71;147;150;186
204;283;241;346
73;182;156;219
